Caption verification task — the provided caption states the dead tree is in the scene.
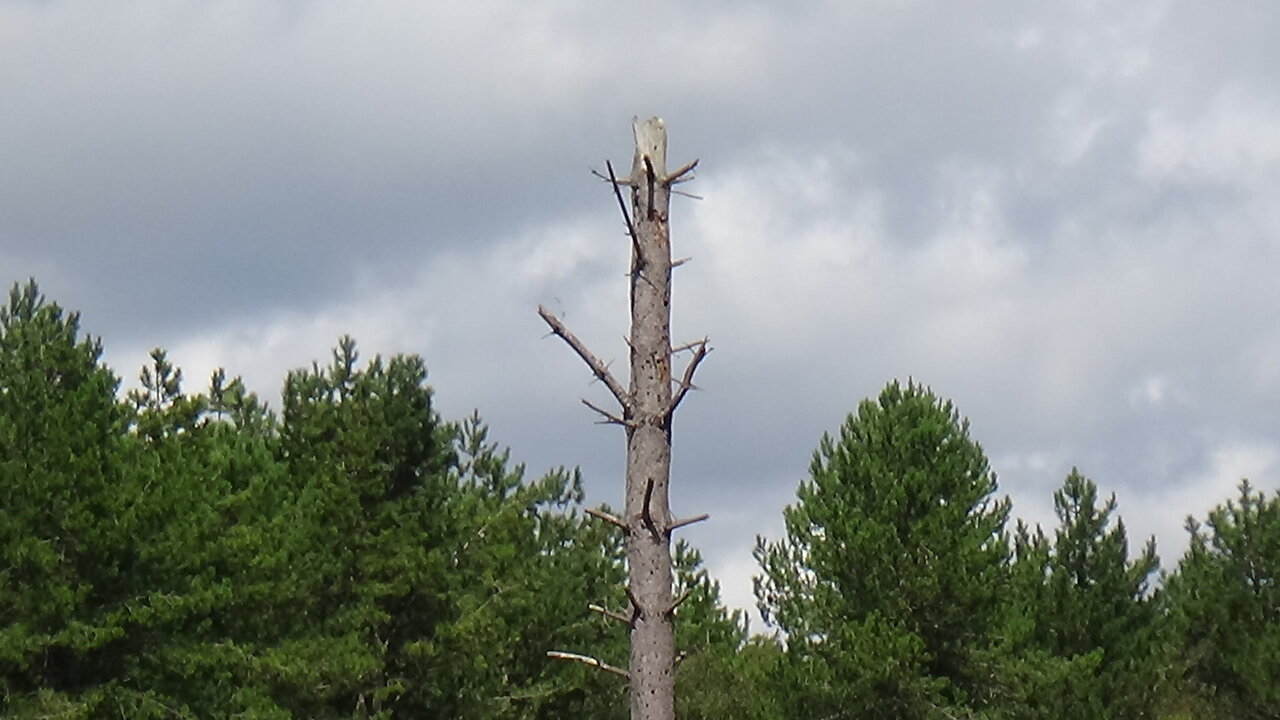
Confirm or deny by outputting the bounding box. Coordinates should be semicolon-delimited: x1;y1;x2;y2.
539;117;709;720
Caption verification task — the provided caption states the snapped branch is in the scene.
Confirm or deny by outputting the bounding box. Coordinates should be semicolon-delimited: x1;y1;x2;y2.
665;158;699;185
589;603;633;627
584;506;628;533
667;513;710;535
671;339;705;355
546;651;629;679
537;305;629;408
665;590;692;619
641;478;661;543
582;397;629;426
668;339;711;417
643;156;657;219
591;166;633;187
625;585;643;626
605;161;642;264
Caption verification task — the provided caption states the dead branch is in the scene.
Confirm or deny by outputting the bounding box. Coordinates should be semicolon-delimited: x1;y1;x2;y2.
643;156;657;218
546;651;629;679
589;603;633;626
641;478;661;542
582;397;628;426
625;585;643;625
537;305;629;408
664;590;691;618
668;340;711;416
667;513;710;534
605;160;642;261
665;158;699;185
591;166;633;187
584;506;628;533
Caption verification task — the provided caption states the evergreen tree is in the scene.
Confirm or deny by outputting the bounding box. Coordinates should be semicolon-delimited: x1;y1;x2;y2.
1164;480;1280;719
675;636;786;720
669;540;753;719
992;470;1161;719
420;412;626;720
671;541;747;660
0;280;135;716
270;338;635;719
117;351;294;717
754;380;1010;718
0;279;297;718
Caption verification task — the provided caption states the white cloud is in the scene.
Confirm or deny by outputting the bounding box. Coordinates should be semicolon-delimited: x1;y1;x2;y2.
1129;440;1279;565
109;209;624;410
1127;375;1169;406
12;0;1280;623
1138;86;1280;186
711;551;767;634
1044;90;1111;166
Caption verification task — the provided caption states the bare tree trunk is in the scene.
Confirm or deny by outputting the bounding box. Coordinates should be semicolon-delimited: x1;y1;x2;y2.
625;116;679;720
540;117;708;720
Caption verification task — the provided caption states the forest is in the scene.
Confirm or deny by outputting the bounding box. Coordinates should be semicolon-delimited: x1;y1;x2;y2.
1;278;1277;720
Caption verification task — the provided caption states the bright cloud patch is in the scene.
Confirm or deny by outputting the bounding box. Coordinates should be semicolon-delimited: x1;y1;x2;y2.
1138;86;1280;186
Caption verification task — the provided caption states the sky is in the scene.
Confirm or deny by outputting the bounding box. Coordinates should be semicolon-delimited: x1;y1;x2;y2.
4;1;1279;630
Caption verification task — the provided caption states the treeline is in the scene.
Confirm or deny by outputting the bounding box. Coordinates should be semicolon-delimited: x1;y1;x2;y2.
0;281;741;719
1;280;1277;719
750;383;1278;720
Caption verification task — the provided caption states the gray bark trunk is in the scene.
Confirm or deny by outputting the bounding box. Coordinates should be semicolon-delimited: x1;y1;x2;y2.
624;116;677;720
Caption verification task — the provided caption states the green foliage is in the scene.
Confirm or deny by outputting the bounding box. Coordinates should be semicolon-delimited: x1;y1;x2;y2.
13;279;1275;719
670;540;759;719
1163;480;1280;720
2;280;722;719
754;380;1011;718
676;637;786;720
263;336;637;718
991;470;1162;719
114;349;288;717
0;280;133;716
672;540;747;657
0;280;309;717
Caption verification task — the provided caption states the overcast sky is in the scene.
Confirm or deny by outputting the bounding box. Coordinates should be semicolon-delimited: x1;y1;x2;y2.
4;1;1279;629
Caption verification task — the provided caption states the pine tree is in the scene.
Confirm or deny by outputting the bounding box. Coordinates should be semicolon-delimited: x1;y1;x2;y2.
992;470;1161;719
1164;480;1280;719
0;281;299;718
0;280;133;715
272;338;636;719
754;380;1010;718
675;636;786;720
117;351;291;717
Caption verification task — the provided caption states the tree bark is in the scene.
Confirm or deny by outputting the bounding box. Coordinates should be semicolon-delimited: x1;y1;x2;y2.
624;116;678;720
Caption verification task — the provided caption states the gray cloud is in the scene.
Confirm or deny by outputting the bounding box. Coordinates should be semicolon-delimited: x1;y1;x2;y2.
4;0;1279;624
